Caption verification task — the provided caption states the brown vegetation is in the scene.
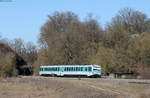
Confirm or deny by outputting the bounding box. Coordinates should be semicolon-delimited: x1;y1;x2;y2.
0;76;150;98
0;8;150;78
0;42;27;77
34;8;150;78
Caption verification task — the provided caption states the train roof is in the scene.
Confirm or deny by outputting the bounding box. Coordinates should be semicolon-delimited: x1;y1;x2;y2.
40;64;101;67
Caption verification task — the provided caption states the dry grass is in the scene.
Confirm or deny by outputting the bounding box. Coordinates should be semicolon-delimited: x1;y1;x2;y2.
0;77;149;98
81;79;150;98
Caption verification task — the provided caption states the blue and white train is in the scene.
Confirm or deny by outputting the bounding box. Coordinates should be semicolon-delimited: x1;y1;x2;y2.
39;65;101;77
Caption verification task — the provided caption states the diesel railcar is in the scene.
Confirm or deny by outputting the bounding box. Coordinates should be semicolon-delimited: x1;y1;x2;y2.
39;65;101;77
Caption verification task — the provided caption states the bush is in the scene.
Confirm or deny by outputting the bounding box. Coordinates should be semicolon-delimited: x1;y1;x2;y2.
0;54;17;77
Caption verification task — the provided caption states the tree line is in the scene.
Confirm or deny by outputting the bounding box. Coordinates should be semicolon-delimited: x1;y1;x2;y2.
0;8;150;77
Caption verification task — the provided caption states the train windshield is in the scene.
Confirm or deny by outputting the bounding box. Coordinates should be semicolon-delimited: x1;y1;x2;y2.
93;65;101;71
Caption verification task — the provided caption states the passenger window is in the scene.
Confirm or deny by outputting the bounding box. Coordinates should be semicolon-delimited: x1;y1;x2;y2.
88;67;92;71
71;67;73;71
76;67;78;71
64;67;67;71
81;67;83;71
78;67;80;71
85;67;87;71
69;67;71;71
76;67;79;71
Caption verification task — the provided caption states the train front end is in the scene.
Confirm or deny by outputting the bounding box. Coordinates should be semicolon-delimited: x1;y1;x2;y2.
92;65;101;77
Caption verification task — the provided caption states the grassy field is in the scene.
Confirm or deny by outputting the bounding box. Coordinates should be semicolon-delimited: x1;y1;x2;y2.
0;76;149;98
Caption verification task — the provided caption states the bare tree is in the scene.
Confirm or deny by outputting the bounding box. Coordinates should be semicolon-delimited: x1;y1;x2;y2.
108;8;150;34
